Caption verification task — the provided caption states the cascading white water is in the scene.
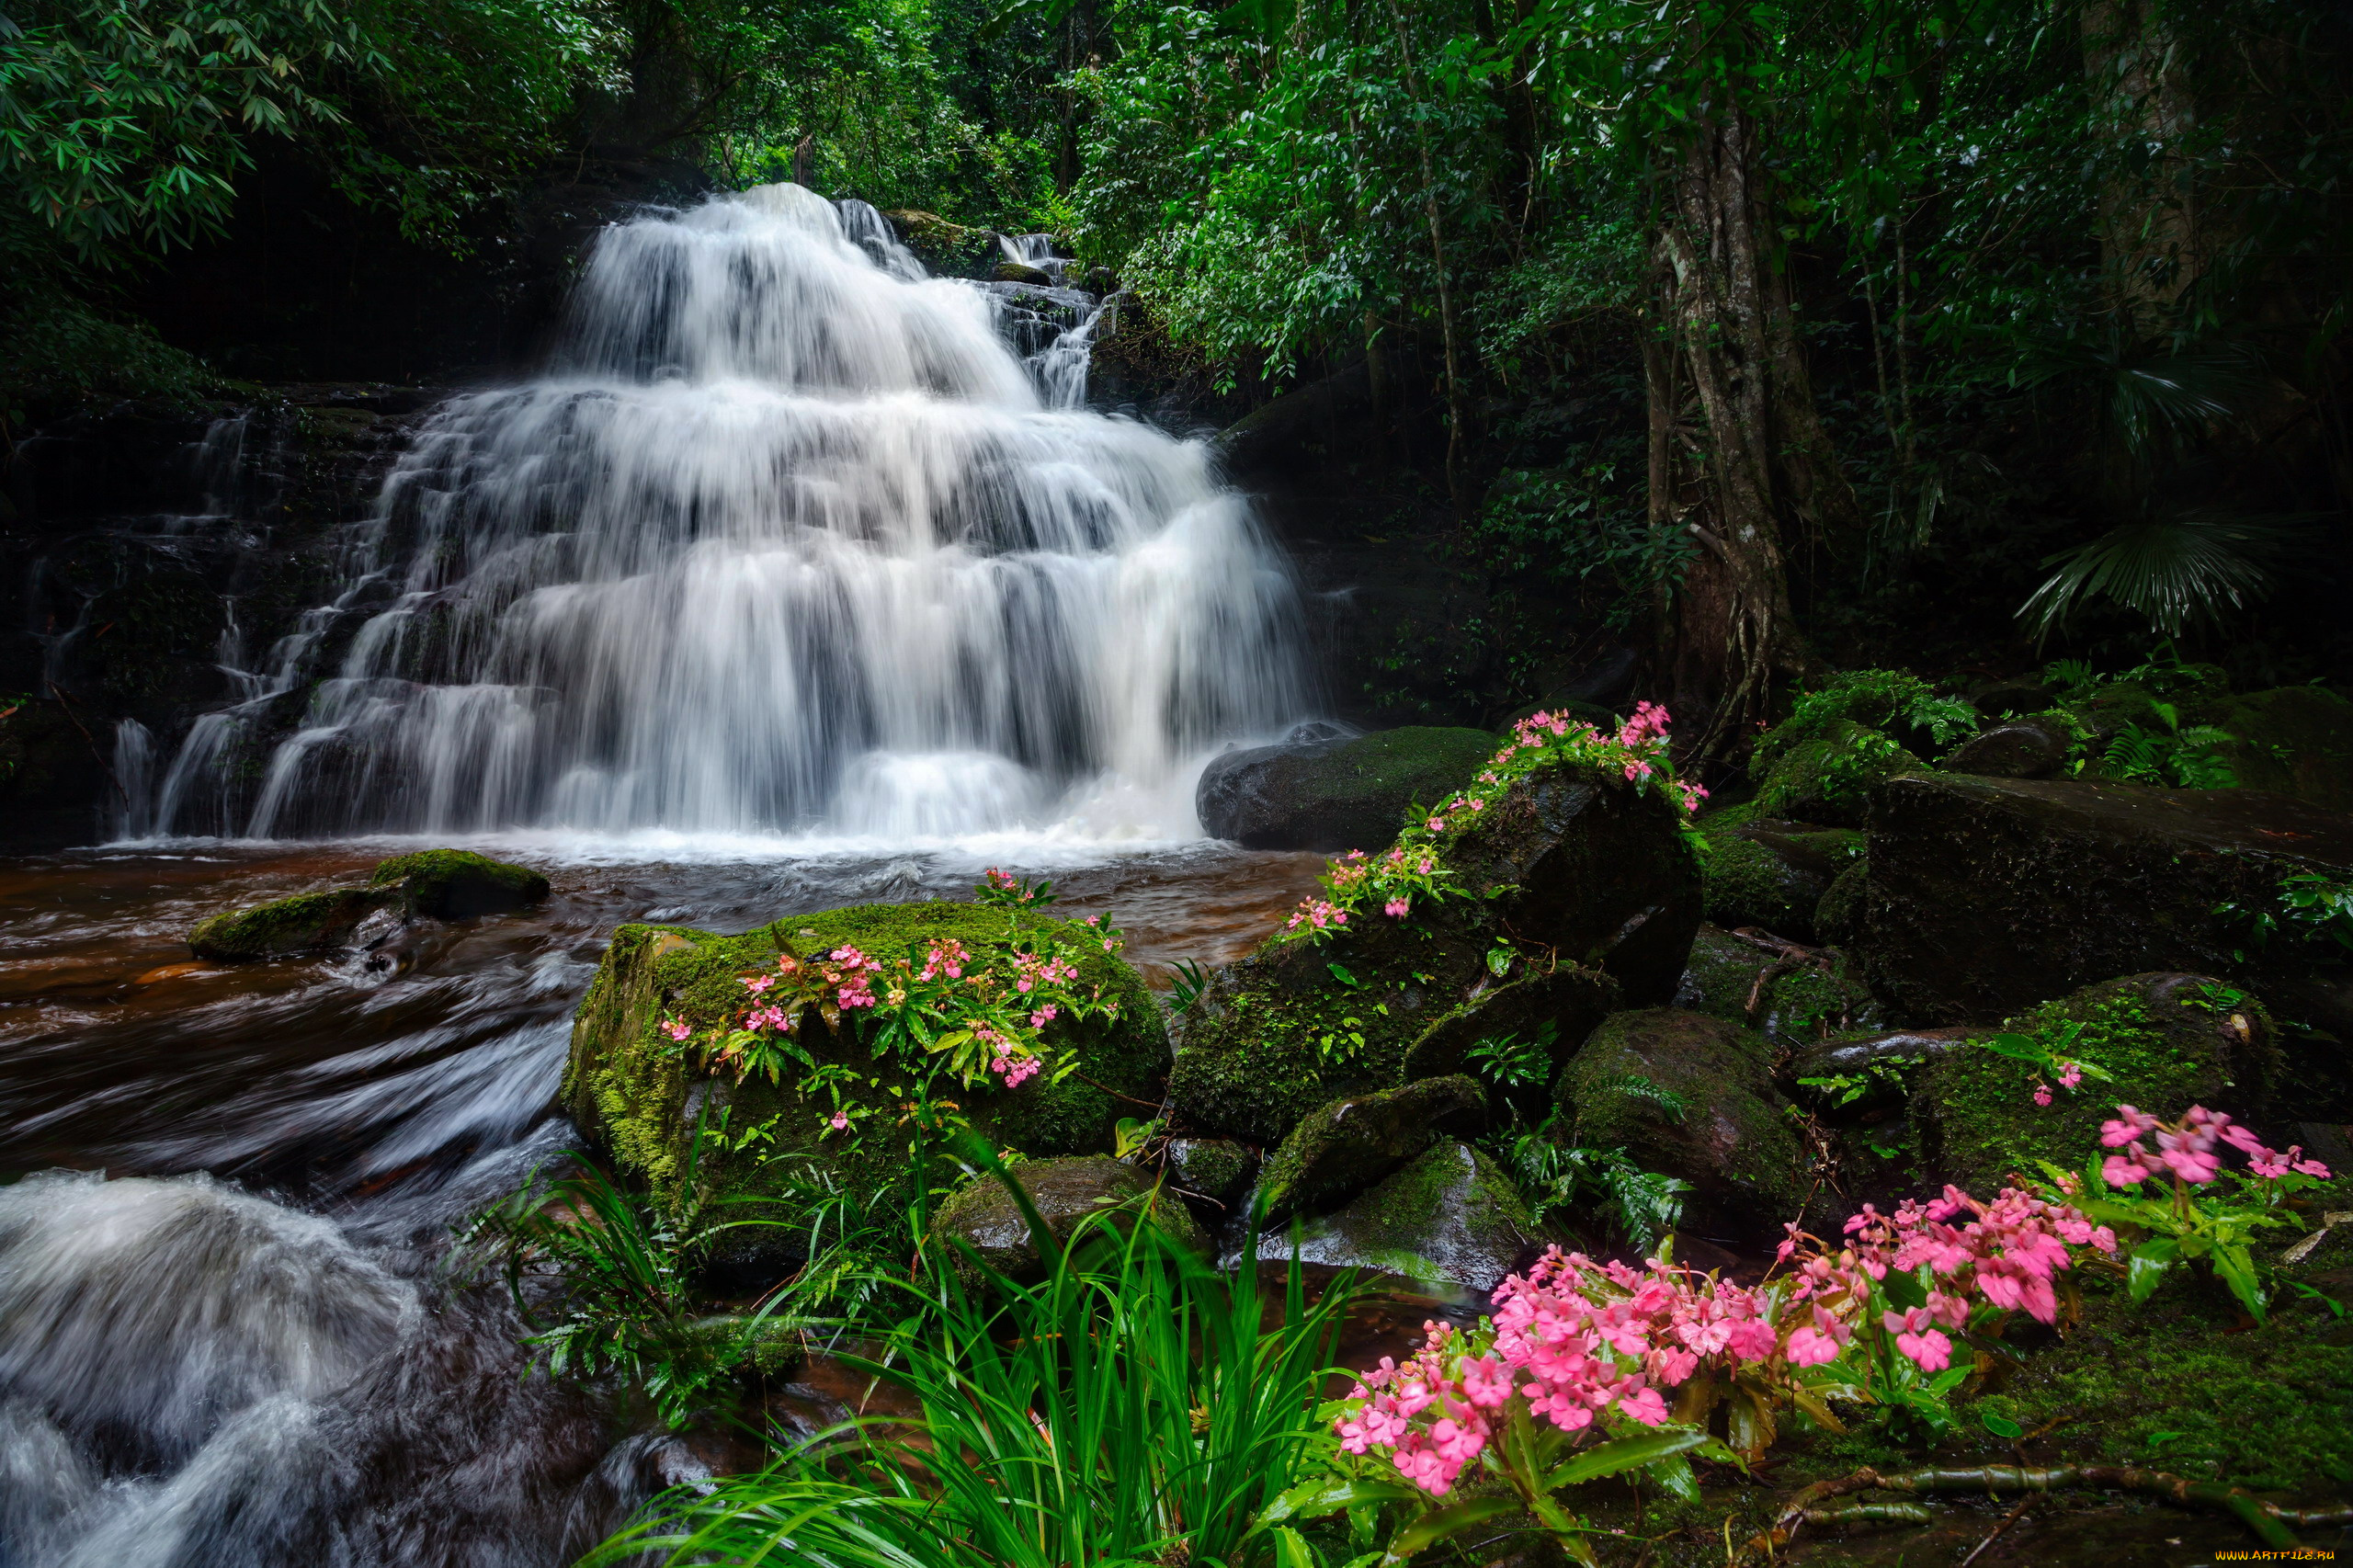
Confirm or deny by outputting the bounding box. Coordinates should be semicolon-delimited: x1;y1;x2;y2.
143;185;1308;844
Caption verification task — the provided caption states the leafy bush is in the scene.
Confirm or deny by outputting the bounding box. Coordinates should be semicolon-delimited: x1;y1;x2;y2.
1754;669;1976;769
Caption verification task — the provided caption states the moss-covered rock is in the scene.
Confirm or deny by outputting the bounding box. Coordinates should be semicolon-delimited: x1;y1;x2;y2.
1398;966;1620;1100
1256;1141;1536;1295
1754;718;1926;827
188;886;394;960
1813;858;1868;948
1913;971;2279;1194
1170;758;1703;1144
1256;1075;1486;1224
369;848;548;918
563;901;1168;1253
929;1156;1207;1277
1700;817;1863;939
1671;925;1880;1048
1195;726;1499;851
881;209;998;277
1165;1138;1255;1206
1940;715;2074;779
1555;1007;1811;1234
1855;769;2353;1031
2205;685;2353;812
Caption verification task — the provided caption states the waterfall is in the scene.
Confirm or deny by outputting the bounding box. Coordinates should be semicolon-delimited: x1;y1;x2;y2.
142;184;1308;845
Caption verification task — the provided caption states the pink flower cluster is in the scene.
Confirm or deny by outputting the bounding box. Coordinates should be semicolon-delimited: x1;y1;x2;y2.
1339;1184;2121;1495
1284;897;1349;935
976;1021;1041;1088
745;1005;794;1032
2101;1104;2329;1187
1011;950;1078;994
919;937;969;982
1615;700;1671;779
830;945;882;1009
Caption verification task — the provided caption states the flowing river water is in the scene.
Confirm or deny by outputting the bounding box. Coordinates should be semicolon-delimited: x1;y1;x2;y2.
0;187;1354;1565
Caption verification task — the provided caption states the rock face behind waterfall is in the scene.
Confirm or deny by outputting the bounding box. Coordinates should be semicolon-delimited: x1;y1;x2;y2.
1196;725;1497;850
1169;759;1702;1146
563;901;1165;1262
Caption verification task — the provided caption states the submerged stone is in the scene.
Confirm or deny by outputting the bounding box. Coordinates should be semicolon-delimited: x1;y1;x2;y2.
1195;725;1496;851
1256;1141;1535;1296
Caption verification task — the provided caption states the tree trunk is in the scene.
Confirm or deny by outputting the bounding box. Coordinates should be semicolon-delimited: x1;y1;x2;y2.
2082;0;2199;325
1647;105;1846;760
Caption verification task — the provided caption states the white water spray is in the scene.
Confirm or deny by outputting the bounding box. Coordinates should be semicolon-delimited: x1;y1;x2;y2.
142;186;1308;844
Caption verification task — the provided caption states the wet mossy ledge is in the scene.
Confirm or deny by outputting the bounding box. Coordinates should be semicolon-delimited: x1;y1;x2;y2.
561;902;1165;1240
188;847;548;960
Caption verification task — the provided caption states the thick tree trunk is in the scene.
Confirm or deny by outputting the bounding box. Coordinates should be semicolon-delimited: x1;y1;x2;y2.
1647;105;1847;760
2082;0;2199;324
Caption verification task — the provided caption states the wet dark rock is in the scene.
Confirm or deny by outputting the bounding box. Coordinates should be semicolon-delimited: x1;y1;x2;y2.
1700;814;1863;939
1941;716;2073;779
1255;1141;1535;1296
881;209;998;277
1912;971;2280;1194
1555;1007;1810;1235
1968;676;2056;719
1196;725;1495;851
1673;924;1881;1046
1172;759;1704;1144
993;260;1053;286
1255;1075;1486;1224
189;886;395;960
1813;859;1868;947
1165;1137;1255;1206
1856;771;2353;1035
369;848;548;918
1399;965;1621;1095
930;1157;1208;1277
1789;1027;1973;1087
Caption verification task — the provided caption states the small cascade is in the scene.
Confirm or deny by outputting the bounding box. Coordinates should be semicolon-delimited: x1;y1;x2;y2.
137;186;1307;844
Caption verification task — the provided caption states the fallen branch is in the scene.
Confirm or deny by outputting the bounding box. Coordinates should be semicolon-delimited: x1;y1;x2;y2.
1736;1464;2353;1562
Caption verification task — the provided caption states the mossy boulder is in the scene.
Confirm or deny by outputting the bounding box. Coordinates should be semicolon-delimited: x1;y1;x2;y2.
1398;966;1621;1103
2204;686;2353;812
1913;971;2279;1195
1555;1007;1811;1234
1196;726;1498;851
1699;816;1863;940
1670;925;1879;1047
188;886;393;960
881;209;997;277
369;848;548;918
1855;770;2353;1032
1170;758;1704;1144
1941;716;2073;779
1256;1141;1536;1295
562;901;1168;1256
1813;858;1868;947
929;1157;1207;1278
1754;718;1925;828
1255;1075;1486;1224
1165;1138;1255;1207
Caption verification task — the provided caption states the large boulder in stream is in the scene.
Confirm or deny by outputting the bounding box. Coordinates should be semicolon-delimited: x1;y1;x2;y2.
369;848;548;918
1171;758;1703;1145
189;887;397;960
1196;725;1497;851
1254;1074;1487;1224
563;902;1165;1264
1855;772;2353;1038
1256;1141;1537;1296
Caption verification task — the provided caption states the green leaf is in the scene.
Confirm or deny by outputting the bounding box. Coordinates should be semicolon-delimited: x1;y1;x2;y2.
1327;962;1360;987
1378;1497;1522;1565
2211;1244;2268;1323
1540;1425;1708;1492
1981;1411;2025;1440
1976;1033;2049;1064
1254;1478;1420;1530
1644;1452;1701;1502
2128;1237;2180;1302
1879;1267;1929;1312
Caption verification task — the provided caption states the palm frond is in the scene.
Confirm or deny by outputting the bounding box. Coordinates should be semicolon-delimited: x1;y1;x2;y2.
2009;324;2271;461
2017;509;2313;642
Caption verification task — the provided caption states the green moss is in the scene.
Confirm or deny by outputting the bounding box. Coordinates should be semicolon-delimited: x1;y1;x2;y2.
369;847;548;917
2204;686;2353;811
563;901;1168;1231
189;886;392;960
1915;976;2279;1194
1255;1074;1484;1221
1813;858;1868;946
1964;1276;2353;1494
1756;718;1925;826
1701;833;1817;933
1280;1140;1534;1290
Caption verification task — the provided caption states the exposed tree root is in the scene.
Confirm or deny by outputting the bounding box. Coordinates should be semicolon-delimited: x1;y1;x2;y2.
1735;1464;2353;1562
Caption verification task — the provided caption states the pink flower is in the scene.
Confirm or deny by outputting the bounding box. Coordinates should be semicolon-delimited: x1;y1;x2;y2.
827;1110;848;1131
740;973;774;994
661;1017;692;1042
2057;1062;2083;1090
1384;898;1410;918
1897;1326;1952;1371
1427;819;1445;833
2158;1145;2221;1184
2102;1153;2152;1187
2032;1083;2053;1108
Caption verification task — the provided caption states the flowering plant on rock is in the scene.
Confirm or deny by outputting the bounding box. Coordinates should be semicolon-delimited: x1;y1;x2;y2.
1273;704;1706;948
656;880;1127;1142
2034;1103;2331;1322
